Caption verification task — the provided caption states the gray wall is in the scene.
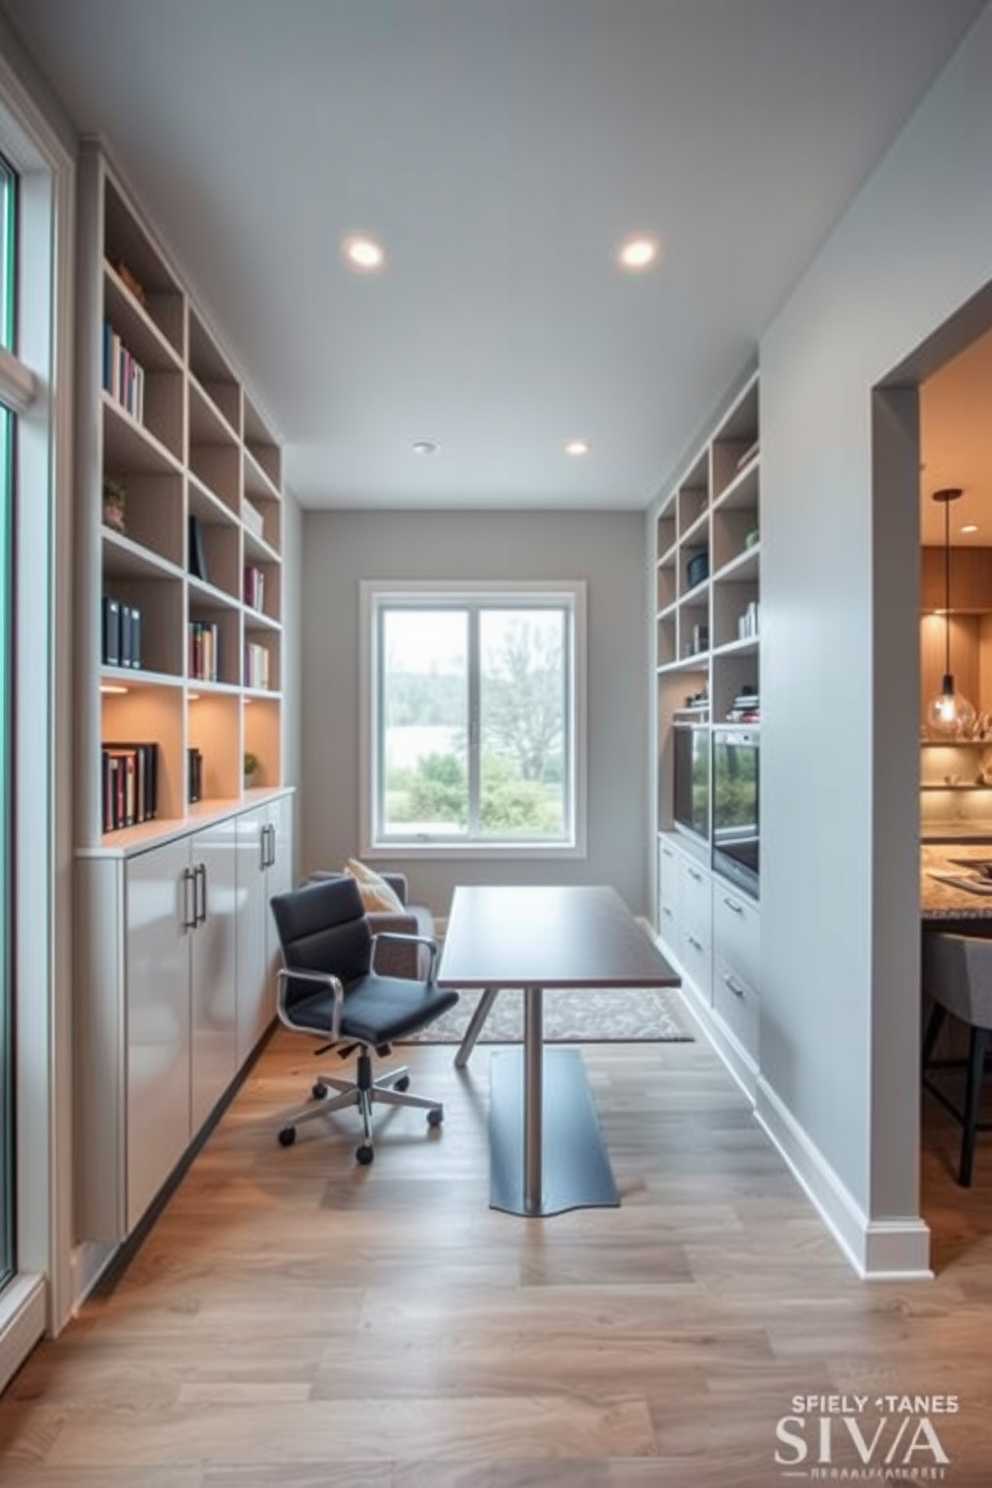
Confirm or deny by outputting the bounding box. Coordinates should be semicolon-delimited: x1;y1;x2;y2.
755;1;992;1264
279;485;303;874
299;508;649;919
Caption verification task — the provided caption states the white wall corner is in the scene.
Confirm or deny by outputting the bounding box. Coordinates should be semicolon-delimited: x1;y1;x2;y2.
755;1076;932;1281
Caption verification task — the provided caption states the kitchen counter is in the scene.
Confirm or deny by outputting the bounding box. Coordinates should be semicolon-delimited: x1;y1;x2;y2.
921;842;992;920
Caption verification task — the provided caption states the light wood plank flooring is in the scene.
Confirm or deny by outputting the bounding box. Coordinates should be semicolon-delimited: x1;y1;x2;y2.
1;1016;991;1486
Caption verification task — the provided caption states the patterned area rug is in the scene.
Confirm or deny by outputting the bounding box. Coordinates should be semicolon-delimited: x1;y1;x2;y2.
398;986;693;1044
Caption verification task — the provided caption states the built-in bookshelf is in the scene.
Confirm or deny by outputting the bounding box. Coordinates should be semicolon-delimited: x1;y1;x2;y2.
76;142;285;846
654;370;761;838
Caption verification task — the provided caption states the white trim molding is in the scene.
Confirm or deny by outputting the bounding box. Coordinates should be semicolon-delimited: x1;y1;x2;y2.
755;1075;932;1280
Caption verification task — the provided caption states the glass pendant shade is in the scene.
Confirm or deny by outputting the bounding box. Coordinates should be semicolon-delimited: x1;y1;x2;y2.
926;487;975;740
926;673;976;739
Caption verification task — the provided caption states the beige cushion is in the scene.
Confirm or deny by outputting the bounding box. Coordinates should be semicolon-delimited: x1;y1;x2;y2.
344;857;405;914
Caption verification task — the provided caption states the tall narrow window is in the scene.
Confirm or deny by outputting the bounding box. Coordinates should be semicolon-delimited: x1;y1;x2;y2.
363;582;586;856
0;150;16;1293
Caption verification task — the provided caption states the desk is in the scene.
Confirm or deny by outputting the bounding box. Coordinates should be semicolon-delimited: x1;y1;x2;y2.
435;884;681;1217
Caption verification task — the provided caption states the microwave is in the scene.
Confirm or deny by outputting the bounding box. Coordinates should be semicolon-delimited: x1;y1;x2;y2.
712;726;759;898
672;724;710;843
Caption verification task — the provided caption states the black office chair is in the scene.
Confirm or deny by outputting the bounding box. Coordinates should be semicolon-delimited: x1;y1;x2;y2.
921;929;992;1187
269;876;459;1164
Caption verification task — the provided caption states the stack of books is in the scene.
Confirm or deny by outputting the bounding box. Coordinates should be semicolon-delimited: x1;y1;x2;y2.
102;320;145;422
188;620;219;681
727;690;760;722
244;565;266;611
102;741;156;832
245;640;270;690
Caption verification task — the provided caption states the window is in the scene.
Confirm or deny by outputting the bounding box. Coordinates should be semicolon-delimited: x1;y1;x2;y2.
362;582;586;856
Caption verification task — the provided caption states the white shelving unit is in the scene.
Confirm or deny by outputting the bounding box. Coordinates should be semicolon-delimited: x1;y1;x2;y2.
73;143;295;1246
652;371;762;1092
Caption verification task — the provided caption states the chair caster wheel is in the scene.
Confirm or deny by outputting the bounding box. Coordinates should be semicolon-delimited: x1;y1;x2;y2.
312;1081;329;1100
394;1075;410;1092
356;1144;374;1166
427;1107;443;1128
278;1126;297;1147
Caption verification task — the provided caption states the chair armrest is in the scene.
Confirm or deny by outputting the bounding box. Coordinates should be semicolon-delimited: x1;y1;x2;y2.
370;930;439;983
276;967;345;1040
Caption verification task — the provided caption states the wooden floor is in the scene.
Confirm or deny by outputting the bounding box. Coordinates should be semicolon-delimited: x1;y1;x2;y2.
1;1014;991;1486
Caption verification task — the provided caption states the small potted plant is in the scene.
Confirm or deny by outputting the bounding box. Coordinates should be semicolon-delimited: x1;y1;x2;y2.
102;477;127;533
243;751;259;788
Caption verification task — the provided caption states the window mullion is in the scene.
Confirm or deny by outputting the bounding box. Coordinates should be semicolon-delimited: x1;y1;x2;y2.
466;605;481;836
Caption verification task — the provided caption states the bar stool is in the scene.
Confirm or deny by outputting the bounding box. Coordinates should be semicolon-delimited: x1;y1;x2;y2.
921;930;992;1187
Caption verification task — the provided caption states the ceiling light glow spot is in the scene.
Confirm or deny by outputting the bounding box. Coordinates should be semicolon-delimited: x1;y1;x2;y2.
962;523;979;533
343;234;385;271
617;234;661;271
412;440;439;456
565;439;590;457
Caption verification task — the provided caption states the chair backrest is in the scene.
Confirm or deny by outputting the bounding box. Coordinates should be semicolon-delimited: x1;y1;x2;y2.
922;931;992;1029
270;877;372;1010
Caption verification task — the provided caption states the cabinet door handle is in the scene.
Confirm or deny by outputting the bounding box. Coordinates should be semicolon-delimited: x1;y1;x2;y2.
722;972;746;997
687;934;703;952
260;823;268;871
181;866;197;929
687;867;703;883
267;822;276;868
194;862;207;925
722;895;744;914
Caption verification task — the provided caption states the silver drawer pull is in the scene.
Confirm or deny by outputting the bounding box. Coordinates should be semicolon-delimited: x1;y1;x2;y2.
722;972;746;997
722;895;744;914
661;906;674;918
687;934;703;951
687;867;703;882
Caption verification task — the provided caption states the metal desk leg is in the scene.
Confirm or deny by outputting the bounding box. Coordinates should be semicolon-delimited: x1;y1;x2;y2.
454;986;499;1068
523;987;544;1213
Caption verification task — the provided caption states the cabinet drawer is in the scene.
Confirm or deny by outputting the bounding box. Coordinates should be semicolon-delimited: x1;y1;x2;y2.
680;855;712;941
712;884;760;990
680;919;712;995
713;951;759;1058
657;837;681;928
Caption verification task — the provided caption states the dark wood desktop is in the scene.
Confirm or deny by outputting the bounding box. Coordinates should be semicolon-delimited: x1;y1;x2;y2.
436;884;681;1217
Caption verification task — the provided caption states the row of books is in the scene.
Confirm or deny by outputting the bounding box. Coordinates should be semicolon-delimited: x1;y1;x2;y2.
189;620;220;682
102;596;142;668
102;742;156;832
102;319;145;422
244;565;266;611
245;640;271;690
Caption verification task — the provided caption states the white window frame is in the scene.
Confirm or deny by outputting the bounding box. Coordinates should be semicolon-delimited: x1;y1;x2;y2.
360;579;587;860
0;44;74;1392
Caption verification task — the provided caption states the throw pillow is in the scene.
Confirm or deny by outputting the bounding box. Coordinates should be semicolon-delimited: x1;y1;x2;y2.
344;857;404;914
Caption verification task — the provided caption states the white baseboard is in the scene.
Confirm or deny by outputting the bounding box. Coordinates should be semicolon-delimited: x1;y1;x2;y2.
647;925;932;1280
755;1076;932;1280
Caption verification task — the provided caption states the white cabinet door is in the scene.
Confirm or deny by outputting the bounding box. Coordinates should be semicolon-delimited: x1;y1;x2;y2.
264;792;294;975
235;804;269;1066
189;816;239;1130
125;836;192;1234
234;794;295;1066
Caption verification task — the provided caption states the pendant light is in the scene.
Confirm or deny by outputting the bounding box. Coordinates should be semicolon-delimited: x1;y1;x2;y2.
926;486;976;740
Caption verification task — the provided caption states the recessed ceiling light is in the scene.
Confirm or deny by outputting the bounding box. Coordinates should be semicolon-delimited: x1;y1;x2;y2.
99;683;129;695
616;234;661;271
962;523;979;533
564;439;590;457
343;234;385;271
412;439;439;456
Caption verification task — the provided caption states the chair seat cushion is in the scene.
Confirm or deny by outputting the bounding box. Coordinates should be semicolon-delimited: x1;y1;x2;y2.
288;974;459;1046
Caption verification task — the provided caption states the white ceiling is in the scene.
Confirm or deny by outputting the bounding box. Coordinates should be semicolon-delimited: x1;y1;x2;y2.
1;0;987;511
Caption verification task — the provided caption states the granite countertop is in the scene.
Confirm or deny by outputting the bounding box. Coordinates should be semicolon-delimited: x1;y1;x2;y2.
921;842;992;919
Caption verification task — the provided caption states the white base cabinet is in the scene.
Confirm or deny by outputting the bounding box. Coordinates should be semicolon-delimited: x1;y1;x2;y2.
76;790;293;1244
656;830;761;1094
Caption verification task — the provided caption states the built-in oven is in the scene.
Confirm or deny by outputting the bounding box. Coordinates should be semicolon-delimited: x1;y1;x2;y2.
712;726;759;898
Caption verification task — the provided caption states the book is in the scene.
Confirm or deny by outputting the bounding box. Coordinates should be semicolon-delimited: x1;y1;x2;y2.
102;596;120;666
188;514;208;582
